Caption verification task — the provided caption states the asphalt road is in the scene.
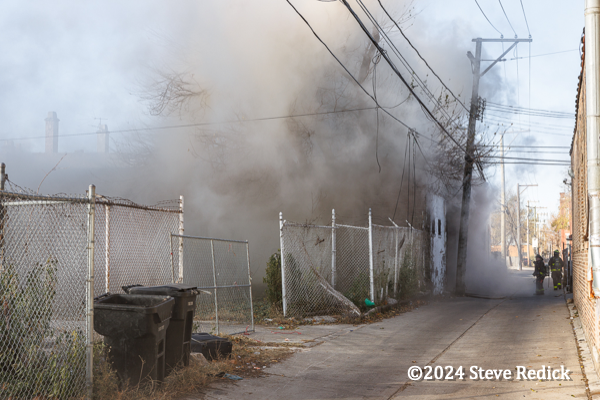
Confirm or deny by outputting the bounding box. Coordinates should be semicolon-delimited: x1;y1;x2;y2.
200;270;589;399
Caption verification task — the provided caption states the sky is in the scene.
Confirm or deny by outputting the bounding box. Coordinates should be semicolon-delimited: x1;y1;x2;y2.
0;1;586;278
421;0;583;223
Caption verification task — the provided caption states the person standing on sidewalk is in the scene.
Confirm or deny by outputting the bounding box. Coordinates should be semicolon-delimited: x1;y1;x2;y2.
549;250;564;291
533;254;546;295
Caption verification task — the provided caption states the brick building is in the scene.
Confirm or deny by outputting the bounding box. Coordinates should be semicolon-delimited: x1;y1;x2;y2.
571;32;600;370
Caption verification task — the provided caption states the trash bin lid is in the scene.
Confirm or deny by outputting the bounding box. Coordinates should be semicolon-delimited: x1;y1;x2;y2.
124;283;198;296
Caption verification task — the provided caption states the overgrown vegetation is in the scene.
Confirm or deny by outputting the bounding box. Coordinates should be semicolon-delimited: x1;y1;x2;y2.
398;247;418;299
92;335;294;400
263;250;282;307
0;259;87;399
342;272;370;311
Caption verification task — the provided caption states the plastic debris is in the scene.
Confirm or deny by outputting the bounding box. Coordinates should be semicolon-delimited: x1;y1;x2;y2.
223;373;243;380
365;298;375;307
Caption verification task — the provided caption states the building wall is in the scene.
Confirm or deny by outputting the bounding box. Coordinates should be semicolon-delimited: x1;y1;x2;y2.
571;37;600;367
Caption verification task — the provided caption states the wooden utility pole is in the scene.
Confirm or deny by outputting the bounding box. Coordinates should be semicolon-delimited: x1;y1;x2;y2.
500;135;506;263
516;183;537;270
456;37;532;295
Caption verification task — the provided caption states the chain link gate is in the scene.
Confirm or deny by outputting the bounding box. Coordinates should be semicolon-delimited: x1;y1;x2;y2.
280;209;431;318
93;197;182;295
170;235;254;336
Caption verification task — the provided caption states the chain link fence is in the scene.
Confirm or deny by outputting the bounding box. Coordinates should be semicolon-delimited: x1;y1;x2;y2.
280;210;430;318
93;197;182;295
0;190;92;399
171;235;254;336
0;184;184;399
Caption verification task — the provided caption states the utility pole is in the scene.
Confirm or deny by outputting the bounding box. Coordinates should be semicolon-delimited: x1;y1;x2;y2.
517;183;537;270
456;37;532;294
500;135;506;263
527;201;530;265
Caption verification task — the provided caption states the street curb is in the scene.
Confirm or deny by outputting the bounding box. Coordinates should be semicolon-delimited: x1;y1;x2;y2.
567;295;600;398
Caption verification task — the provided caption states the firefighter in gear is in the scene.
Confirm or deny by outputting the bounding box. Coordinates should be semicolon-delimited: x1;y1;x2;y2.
549;250;564;290
533;254;546;295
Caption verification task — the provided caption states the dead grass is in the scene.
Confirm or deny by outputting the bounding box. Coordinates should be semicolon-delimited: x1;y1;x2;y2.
254;298;429;329
92;335;294;400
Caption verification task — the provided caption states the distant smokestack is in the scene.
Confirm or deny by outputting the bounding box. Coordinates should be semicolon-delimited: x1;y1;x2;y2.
45;112;59;153
97;124;109;153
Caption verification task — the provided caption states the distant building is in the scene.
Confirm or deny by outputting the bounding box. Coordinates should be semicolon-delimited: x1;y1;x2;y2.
45;112;59;154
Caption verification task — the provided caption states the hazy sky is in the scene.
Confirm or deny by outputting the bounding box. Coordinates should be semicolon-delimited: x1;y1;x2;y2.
423;0;583;221
0;0;584;222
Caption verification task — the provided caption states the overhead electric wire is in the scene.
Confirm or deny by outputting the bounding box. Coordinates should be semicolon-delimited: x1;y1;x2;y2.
336;0;469;155
479;145;569;149
393;134;411;221
519;0;531;37
509;49;578;60
373;53;382;173
486;102;574;118
473;0;503;37
375;0;469;112
355;0;458;123
481;161;570;166
483;155;570;163
285;0;468;154
0;106;384;143
498;0;518;37
483;114;574;129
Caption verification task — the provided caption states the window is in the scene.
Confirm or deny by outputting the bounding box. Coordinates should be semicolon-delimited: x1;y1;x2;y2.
438;219;442;237
431;220;435;235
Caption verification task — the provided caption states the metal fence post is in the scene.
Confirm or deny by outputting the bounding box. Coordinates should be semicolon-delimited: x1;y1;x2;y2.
368;208;374;303
331;209;336;289
105;205;110;294
279;212;287;317
246;241;254;332
0;163;5;265
394;227;399;296
210;239;219;334
86;185;96;400
170;233;175;283
178;195;184;283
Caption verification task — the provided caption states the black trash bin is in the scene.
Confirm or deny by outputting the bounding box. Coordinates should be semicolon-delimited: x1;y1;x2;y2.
123;284;198;373
94;294;175;386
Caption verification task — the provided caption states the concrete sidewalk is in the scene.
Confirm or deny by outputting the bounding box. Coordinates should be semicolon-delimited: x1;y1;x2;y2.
198;270;596;399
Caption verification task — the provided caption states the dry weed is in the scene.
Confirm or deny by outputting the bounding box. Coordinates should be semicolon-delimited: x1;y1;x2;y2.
92;335;294;400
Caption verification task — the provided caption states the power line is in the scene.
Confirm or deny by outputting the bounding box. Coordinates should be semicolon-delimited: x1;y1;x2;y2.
355;0;460;125
479;145;569;149
509;49;578;60
485;104;574;119
393;134;410;221
337;0;469;154
473;0;503;36
519;0;531;37
483;155;570;162
284;0;470;154
498;0;517;38
0;106;383;143
482;161;570;166
375;0;469;112
486;101;573;116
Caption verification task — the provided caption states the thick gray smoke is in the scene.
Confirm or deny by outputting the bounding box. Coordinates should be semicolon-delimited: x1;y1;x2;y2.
1;1;512;295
